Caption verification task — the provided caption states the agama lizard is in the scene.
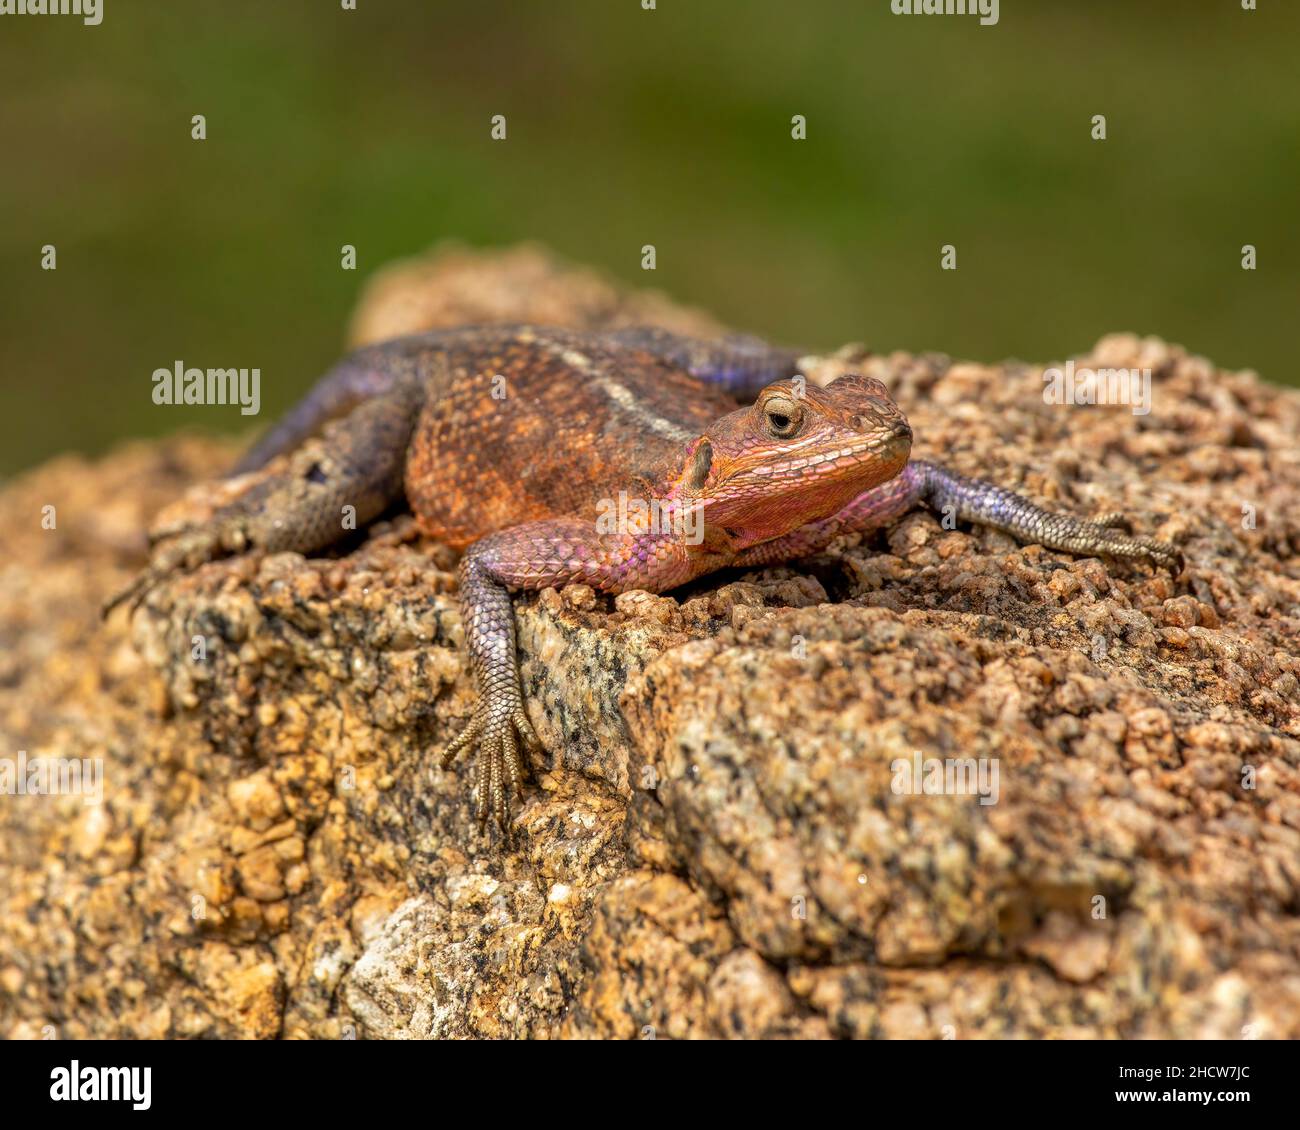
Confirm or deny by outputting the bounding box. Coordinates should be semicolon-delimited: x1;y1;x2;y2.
106;325;1182;835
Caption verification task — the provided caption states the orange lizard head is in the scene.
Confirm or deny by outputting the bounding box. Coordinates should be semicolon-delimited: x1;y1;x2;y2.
680;373;912;549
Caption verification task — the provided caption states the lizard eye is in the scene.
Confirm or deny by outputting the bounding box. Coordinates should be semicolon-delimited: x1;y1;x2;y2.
764;397;802;438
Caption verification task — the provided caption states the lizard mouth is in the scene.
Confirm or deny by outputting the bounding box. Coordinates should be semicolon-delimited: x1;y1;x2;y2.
861;420;912;452
749;421;912;480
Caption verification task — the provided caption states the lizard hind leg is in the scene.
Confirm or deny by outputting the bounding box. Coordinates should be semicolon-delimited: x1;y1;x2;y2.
103;389;419;617
598;326;803;398
230;338;432;476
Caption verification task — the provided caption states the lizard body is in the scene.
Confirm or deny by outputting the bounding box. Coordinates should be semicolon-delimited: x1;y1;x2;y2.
108;325;1182;838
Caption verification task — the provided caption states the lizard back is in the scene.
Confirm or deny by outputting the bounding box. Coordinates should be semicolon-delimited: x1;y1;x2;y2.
405;327;741;548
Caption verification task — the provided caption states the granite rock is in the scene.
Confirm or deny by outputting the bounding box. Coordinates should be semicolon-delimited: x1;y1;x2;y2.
2;245;1297;1040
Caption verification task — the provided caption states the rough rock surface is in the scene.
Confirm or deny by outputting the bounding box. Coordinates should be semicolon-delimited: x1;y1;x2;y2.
2;244;1298;1040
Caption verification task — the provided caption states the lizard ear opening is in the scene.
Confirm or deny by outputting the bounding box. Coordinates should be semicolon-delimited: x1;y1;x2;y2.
687;438;713;491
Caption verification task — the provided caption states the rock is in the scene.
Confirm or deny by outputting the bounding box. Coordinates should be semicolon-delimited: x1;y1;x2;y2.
2;245;1299;1040
345;240;725;349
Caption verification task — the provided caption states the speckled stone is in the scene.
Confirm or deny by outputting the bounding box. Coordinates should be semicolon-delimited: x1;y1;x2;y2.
2;248;1298;1040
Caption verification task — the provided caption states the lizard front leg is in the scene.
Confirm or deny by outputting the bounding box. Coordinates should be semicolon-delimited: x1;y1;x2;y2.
907;460;1182;570
440;518;693;833
733;460;1182;570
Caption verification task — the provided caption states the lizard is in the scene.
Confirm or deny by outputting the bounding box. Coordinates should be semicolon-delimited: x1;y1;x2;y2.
105;324;1183;837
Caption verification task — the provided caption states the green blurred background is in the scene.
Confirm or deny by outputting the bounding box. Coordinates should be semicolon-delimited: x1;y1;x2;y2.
1;0;1296;475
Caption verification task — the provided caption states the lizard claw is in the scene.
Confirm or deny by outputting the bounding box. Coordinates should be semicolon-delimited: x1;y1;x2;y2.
438;702;543;835
1140;539;1183;574
101;570;156;619
1089;525;1184;574
102;544;191;618
101;526;233;620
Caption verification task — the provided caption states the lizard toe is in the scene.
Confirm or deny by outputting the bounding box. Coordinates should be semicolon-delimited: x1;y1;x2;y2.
101;572;154;620
488;737;507;830
102;526;239;621
474;728;498;829
1087;525;1183;575
441;701;540;838
502;725;525;796
1143;540;1184;574
511;708;545;775
438;713;483;772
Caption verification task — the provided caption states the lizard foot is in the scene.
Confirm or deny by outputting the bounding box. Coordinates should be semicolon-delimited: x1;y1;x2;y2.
438;702;543;835
1082;523;1183;574
102;524;245;619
